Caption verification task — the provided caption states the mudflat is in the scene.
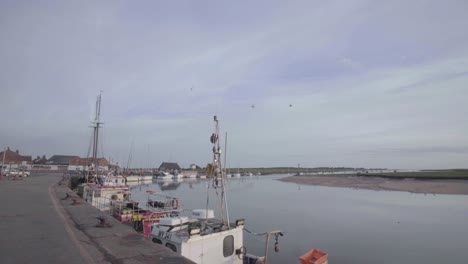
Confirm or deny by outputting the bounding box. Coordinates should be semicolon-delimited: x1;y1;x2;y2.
279;175;468;195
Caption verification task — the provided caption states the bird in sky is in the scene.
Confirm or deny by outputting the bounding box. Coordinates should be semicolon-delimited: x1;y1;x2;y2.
251;104;255;109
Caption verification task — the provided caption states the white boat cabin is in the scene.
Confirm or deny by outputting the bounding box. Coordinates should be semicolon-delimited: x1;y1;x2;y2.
150;210;253;264
81;175;129;211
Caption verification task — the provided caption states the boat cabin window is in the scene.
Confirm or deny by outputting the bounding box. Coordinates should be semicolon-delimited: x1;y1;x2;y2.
223;235;234;257
152;238;162;244
166;242;177;252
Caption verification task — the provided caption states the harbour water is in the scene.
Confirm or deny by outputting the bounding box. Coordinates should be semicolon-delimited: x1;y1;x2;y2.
129;174;468;264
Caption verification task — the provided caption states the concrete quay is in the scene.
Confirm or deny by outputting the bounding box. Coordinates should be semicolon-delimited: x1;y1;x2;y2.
0;174;194;264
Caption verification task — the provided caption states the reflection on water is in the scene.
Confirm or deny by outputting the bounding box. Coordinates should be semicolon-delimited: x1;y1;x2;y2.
130;175;468;264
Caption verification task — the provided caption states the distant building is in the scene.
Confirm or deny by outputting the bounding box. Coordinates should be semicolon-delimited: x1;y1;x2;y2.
159;162;181;172
46;155;79;166
40;155;80;171
0;147;32;170
69;157;110;171
32;155;47;165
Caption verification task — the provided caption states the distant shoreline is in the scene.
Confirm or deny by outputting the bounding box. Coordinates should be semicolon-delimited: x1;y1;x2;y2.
278;173;468;195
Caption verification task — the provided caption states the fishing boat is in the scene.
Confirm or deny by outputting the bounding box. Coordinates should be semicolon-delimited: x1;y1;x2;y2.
150;116;284;264
81;174;130;211
112;190;181;236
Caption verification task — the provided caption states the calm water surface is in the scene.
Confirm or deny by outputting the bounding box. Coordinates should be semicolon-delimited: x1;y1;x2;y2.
130;175;468;264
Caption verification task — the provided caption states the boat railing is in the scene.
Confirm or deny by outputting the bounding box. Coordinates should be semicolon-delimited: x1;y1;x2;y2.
145;190;180;211
94;195;118;212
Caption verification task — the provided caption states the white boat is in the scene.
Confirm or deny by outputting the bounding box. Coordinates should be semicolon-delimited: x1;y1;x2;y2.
159;172;173;179
173;174;184;179
150;116;283;264
150;211;260;264
198;175;207;179
81;175;130;211
139;175;153;181
126;175;154;182
125;175;140;182
185;174;197;178
234;173;241;177
126;179;152;187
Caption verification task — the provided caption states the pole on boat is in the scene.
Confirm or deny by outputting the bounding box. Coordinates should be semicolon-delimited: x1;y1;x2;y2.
223;131;230;229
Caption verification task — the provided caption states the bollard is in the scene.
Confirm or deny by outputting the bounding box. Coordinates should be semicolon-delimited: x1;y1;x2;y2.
71;198;82;205
96;215;113;228
61;193;71;200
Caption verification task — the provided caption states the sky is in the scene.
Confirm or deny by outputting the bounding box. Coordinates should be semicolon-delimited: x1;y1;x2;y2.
1;0;467;169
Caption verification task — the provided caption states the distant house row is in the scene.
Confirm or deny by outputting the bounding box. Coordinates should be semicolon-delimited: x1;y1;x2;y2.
1;148;199;173
0;148;32;169
0;148;112;171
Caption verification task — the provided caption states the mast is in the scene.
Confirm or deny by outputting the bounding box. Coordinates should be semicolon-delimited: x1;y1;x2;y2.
209;116;230;228
224;132;228;175
88;93;103;181
92;93;102;166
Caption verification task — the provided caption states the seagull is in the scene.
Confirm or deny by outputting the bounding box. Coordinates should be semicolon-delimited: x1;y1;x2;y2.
289;104;293;107
251;104;255;109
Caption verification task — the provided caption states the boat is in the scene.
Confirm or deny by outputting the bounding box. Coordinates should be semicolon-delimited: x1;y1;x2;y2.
125;172;154;182
234;166;241;177
150;116;284;264
126;179;152;187
159;172;173;179
81;174;130;211
185;174;197;178
112;190;181;235
299;249;328;264
173;173;184;179
139;175;153;181
77;94;130;211
125;175;140;182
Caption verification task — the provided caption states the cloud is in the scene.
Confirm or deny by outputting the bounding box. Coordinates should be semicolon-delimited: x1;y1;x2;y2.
1;0;467;169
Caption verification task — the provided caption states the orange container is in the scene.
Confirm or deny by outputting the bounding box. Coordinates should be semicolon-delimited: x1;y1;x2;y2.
299;249;328;264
